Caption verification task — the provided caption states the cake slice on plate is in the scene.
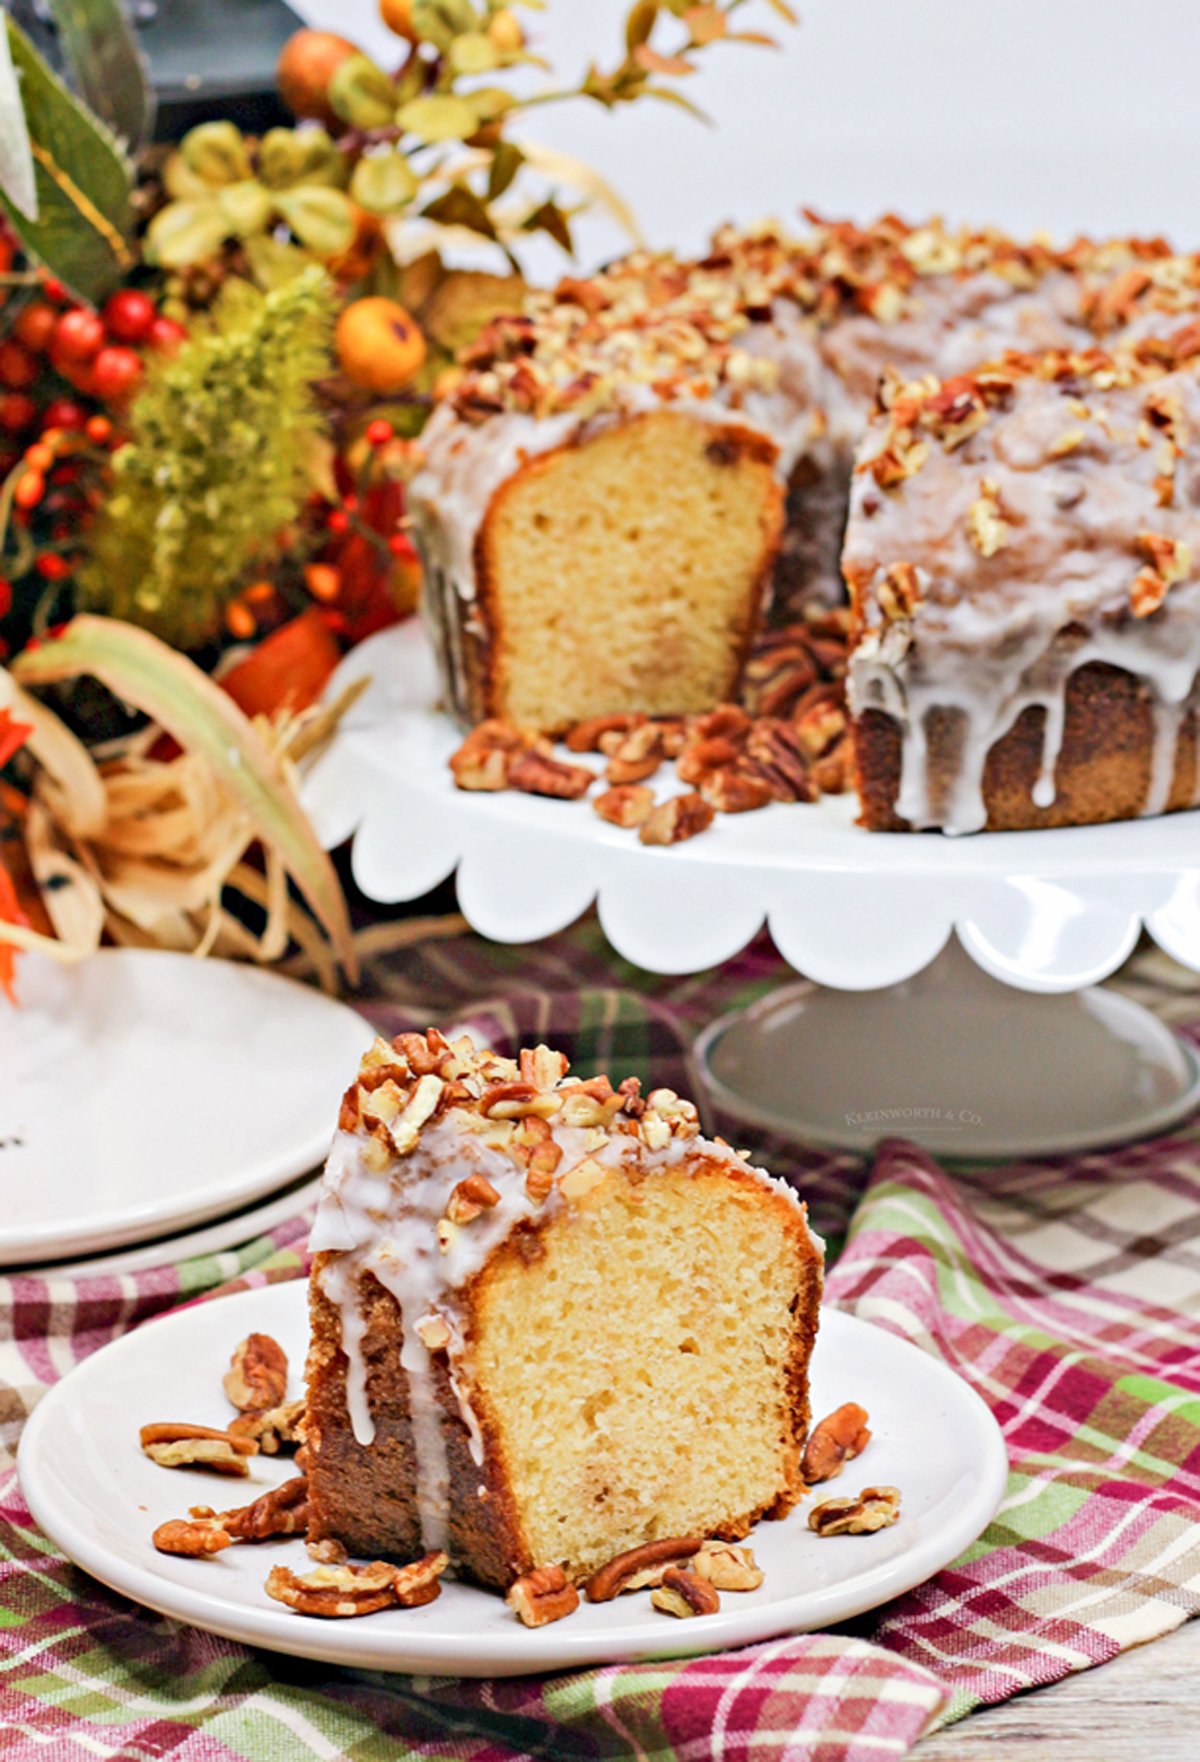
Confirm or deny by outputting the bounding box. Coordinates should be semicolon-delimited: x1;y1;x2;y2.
844;330;1200;832
305;1030;823;1591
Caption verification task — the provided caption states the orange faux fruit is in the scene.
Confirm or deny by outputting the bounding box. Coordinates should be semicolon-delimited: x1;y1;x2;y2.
335;297;426;392
277;30;359;128
379;0;419;42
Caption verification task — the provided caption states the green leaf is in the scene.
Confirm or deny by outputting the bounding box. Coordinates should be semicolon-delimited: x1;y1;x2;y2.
273;186;358;258
412;0;479;51
350;148;419;216
46;0;154;150
217;180;274;239
487;139;523;200
13;617;357;982
639;83;710;121
520;197;572;253
242;233;312;291
625;0;659;51
450;31;502;74
397;93;482;143
145;198;231;269
0;21;37;219
0;17;134;304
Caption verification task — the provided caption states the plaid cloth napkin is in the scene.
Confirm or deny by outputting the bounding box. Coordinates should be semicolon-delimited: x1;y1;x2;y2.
4;919;1200;1761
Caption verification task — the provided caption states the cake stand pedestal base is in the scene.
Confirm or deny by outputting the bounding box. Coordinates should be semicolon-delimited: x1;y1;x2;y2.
695;937;1200;1159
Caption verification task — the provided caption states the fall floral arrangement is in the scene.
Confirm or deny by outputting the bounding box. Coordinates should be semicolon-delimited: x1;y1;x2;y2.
0;0;792;998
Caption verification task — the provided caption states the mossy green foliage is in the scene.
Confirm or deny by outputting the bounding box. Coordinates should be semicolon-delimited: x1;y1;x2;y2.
79;268;333;649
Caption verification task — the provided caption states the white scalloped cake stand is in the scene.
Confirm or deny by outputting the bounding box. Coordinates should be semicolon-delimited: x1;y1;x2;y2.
302;622;1200;1157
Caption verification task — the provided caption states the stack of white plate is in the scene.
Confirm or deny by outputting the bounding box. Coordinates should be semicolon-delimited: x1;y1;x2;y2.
0;949;372;1279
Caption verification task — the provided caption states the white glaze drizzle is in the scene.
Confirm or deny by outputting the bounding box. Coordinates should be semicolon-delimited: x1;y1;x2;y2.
844;361;1200;832
309;1108;820;1555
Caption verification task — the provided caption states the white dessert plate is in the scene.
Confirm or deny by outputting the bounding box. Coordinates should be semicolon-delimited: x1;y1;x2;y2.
19;1280;1009;1677
301;621;1200;991
19;1171;324;1280
0;950;371;1265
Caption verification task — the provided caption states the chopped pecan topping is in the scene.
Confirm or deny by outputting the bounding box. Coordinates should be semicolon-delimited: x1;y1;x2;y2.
525;1138;562;1199
1132;530;1191;617
446;1173;502;1223
223;1334;288;1413
506;1563;580;1627
519;1045;570;1089
877;561;923;622
809;1485;902;1536
966;477;1009;557
415;1312;452;1351
690;1539;764;1591
228;1399;306;1456
558;1156;610;1202
650;1567;721;1618
802;1402;872;1483
639;793;715;846
585;1536;705;1602
140;1422;258;1475
152;1517;232;1556
220;1476;310;1542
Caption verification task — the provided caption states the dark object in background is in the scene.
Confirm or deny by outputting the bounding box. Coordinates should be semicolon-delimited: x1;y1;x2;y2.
10;0;303;140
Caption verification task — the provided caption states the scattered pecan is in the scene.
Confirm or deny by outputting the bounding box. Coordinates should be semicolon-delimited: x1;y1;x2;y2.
810;739;850;796
446;1173;501;1223
265;1552;448;1619
605;723;665;786
690;1540;764;1591
808;1485;901;1536
306;1536;348;1564
676;734;743;785
564;712;645;753
450;720;539;791
802;1402;872;1484
224;1334;289;1413
650;1568;721;1618
639;793;714;846
506;1563;580;1627
698;768;772;814
220;1476;310;1542
585;1536;704;1602
140;1423;258;1475
228;1399;306;1457
508;750;594;800
740;721;814;803
596;782;655;827
152;1517;231;1556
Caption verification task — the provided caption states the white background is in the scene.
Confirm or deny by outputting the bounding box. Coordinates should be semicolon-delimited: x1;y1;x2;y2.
296;0;1200;270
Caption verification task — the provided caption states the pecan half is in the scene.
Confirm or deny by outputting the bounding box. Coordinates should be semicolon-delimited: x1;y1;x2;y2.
741;721;814;803
450;720;538;791
650;1568;721;1618
564;713;645;753
508;751;594;800
446;1173;501;1223
639;793;714;847
393;1551;449;1607
220;1476;310;1542
605;723;664;786
228;1399;306;1457
265;1552;448;1619
585;1536;705;1602
808;1485;901;1536
698;768;772;814
140;1423;258;1475
802;1403;871;1484
224;1334;289;1412
506;1563;580;1627
690;1540;764;1591
593;784;655;828
152;1517;231;1556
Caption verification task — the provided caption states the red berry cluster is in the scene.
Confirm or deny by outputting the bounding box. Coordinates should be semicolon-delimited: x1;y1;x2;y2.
0;283;187;462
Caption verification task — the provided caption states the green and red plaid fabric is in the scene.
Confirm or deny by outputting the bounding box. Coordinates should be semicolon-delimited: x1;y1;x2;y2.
3;918;1200;1761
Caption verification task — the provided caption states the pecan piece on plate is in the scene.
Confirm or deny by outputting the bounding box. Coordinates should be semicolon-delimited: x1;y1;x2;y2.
228;1399;306;1457
639;792;714;847
221;1475;310;1541
690;1539;764;1591
140;1422;258;1475
698;768;772;814
223;1333;289;1412
506;1564;580;1627
650;1568;721;1618
152;1517;232;1556
450;719;538;791
604;723;665;786
393;1551;449;1608
808;1485;902;1536
564;712;645;753
585;1536;704;1602
593;784;655;828
802;1402;872;1484
508;750;594;800
266;1560;402;1618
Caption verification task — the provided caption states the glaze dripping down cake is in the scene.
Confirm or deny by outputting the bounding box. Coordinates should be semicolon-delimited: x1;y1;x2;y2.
844;330;1200;832
305;1029;824;1591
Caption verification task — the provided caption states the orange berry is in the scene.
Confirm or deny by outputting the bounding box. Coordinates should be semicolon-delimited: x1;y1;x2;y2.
304;563;341;602
85;414;113;444
24;443;53;473
245;580;276;605
365;417;394;447
14;469;44;508
225;601;256;640
276;29;359;128
335;297;426;393
378;0;418;41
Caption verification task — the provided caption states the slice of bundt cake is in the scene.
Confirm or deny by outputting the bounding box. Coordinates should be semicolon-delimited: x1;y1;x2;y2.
305;1030;823;1592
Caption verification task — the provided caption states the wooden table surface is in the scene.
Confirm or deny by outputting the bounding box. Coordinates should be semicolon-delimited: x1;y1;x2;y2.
915;1615;1200;1758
